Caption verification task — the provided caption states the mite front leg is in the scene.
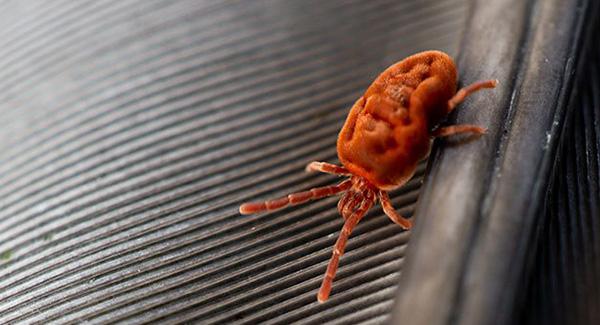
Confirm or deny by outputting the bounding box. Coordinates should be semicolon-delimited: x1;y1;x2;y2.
239;179;352;214
378;191;412;230
306;161;351;176
447;79;497;113
318;195;374;303
432;124;486;137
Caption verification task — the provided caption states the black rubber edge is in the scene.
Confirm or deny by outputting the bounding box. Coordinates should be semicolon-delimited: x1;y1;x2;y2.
391;0;600;324
520;11;600;325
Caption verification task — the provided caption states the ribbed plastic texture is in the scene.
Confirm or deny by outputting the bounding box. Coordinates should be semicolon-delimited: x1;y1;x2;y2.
392;0;598;324
0;1;467;324
521;29;600;325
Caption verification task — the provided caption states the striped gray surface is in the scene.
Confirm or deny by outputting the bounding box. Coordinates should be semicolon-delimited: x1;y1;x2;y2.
0;1;467;324
522;28;600;325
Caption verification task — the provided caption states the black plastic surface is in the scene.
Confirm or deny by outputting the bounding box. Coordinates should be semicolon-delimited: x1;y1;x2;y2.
392;0;599;324
0;1;468;324
521;20;600;325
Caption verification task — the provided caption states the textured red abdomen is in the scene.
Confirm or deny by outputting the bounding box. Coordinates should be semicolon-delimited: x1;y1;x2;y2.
336;51;458;190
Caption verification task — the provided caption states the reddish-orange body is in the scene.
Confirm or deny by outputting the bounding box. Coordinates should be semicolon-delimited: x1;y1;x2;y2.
240;50;496;303
338;51;458;190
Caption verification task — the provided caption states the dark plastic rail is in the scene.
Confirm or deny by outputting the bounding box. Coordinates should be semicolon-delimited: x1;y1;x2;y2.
392;0;599;324
0;0;467;324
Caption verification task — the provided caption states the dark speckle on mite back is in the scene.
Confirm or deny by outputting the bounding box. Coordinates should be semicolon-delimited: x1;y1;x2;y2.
385;137;399;149
372;143;386;154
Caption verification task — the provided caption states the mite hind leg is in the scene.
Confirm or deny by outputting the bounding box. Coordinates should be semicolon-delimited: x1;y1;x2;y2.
447;79;497;113
239;179;351;214
378;191;412;230
305;161;351;176
432;124;486;138
318;195;374;302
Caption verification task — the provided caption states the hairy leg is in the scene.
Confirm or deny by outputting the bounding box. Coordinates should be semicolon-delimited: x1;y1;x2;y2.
337;191;358;220
318;191;375;302
447;79;497;113
239;179;352;214
306;161;351;176
378;191;412;230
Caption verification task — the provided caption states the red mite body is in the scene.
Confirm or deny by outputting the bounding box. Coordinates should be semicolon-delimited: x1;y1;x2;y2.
338;51;458;190
240;50;496;302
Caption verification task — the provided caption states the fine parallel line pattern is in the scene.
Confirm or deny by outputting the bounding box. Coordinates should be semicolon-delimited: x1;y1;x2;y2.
0;0;454;190
0;0;189;92
0;1;462;290
0;0;357;165
2;0;426;201
0;6;466;270
522;31;600;325
0;117;356;316
0;0;467;323
14;197;417;324
0;0;452;242
0;0;384;213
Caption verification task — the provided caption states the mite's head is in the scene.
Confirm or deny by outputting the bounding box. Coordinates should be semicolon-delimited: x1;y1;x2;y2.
337;177;376;219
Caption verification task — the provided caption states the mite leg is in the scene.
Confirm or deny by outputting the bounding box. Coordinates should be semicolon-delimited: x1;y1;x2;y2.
318;196;374;303
239;179;352;214
432;124;486;138
337;190;361;220
378;191;412;230
306;161;351;176
447;79;497;113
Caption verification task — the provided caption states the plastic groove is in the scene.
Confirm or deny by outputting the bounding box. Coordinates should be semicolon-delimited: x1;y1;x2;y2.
0;71;362;242
522;33;600;324
0;19;464;272
0;6;452;284
0;161;422;310
0;0;193;91
0;0;452;201
1;180;420;323
0;0;380;165
0;0;467;323
26;209;412;324
119;231;408;324
0;138;344;303
1;179;421;323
